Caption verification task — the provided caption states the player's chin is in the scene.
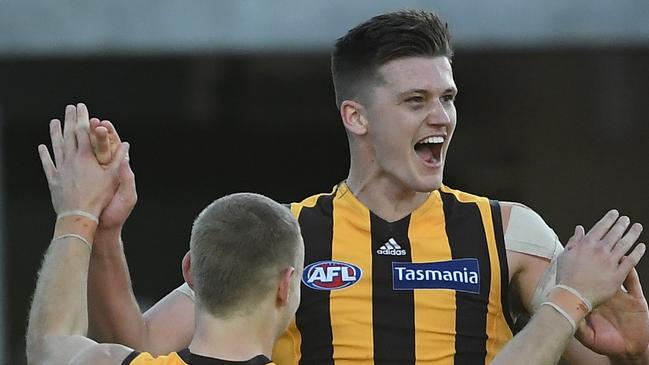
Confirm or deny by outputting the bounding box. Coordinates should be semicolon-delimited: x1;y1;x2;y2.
411;173;443;192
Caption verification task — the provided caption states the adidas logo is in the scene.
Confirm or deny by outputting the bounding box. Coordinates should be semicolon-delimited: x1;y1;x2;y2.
377;238;407;256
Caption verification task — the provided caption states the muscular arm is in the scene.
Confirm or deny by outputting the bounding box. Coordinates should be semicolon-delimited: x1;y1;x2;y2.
27;104;133;365
492;305;578;365
85;119;195;354
503;202;649;365
88;232;195;355
27;232;133;365
87;228;144;345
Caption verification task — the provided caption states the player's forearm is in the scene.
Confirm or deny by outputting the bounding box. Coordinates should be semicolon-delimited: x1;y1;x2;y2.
27;221;94;364
492;306;574;365
87;227;149;347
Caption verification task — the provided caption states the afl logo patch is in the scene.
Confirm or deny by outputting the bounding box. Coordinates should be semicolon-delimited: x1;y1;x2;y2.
302;260;362;291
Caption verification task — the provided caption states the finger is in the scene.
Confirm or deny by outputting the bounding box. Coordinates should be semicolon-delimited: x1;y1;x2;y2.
75;103;92;152
586;209;620;241
109;142;130;171
89;118;101;154
618;243;646;278
612;223;643;259
603;215;631;249
94;126;112;165
89;117;101;131
49;119;64;167
565;225;585;250
63;104;77;155
623;267;645;299
38;144;56;185
100;120;122;157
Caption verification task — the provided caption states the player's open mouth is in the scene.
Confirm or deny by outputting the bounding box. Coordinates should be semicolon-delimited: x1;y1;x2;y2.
414;135;444;166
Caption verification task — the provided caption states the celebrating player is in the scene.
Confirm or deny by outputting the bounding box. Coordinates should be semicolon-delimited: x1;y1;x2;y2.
86;10;649;365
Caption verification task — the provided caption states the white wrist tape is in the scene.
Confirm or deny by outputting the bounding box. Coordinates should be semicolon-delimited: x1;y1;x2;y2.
52;233;92;250
556;284;593;312
57;210;99;224
541;301;577;334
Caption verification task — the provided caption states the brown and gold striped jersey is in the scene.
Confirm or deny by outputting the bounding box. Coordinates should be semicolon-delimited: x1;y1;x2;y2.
272;183;514;365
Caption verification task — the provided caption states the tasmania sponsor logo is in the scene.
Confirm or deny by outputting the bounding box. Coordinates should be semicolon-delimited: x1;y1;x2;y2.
392;258;480;294
302;260;362;291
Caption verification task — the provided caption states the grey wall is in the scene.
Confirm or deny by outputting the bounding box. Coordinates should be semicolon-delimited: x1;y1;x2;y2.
1;0;649;57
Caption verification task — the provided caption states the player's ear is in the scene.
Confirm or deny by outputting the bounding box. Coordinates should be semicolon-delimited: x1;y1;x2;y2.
276;267;296;307
182;251;193;289
340;100;368;136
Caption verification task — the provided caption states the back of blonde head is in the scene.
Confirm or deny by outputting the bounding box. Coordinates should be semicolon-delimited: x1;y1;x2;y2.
189;193;302;317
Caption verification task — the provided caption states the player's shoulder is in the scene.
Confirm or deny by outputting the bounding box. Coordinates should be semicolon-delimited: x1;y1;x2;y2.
439;185;494;203
499;201;562;260
287;184;340;210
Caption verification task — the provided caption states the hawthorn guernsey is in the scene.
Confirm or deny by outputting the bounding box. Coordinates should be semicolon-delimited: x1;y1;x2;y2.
392;259;481;294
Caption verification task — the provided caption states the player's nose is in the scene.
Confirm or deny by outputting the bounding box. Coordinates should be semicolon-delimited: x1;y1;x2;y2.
425;100;451;125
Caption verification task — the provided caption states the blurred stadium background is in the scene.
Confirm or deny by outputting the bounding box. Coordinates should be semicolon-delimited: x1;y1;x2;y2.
1;0;648;363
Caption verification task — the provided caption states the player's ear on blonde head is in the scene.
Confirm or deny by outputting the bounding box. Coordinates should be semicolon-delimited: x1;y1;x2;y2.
276;267;296;307
182;251;193;289
340;100;368;136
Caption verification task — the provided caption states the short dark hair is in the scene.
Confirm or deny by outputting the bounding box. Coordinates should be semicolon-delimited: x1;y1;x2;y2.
331;10;453;107
189;193;302;317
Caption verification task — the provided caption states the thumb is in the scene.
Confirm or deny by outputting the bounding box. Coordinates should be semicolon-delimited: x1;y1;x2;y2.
119;158;135;187
116;158;137;206
566;225;585;250
109;142;130;171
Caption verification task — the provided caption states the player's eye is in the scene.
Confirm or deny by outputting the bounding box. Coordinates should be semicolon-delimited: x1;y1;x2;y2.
441;94;456;103
406;96;425;104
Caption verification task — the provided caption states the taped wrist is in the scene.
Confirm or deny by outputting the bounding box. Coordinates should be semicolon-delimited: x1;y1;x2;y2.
53;213;98;250
541;285;592;334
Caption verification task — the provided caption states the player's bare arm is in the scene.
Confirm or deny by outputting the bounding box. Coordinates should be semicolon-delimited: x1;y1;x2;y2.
503;202;649;364
85;119;195;354
26;103;134;365
494;212;646;365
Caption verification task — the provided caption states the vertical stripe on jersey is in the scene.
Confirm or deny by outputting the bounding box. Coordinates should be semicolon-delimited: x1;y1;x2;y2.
296;194;335;365
370;213;415;365
331;190;374;365
440;190;490;365
489;200;514;331
410;191;455;365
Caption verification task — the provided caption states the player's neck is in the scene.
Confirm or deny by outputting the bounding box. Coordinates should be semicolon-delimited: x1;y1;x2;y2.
189;309;275;361
346;172;430;223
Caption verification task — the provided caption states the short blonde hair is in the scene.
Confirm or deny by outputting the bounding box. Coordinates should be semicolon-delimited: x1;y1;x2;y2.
189;193;301;317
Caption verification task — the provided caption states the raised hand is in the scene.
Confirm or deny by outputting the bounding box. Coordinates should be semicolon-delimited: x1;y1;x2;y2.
557;210;645;308
576;267;649;360
556;210;649;361
90;118;122;166
87;119;137;230
38;104;129;217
